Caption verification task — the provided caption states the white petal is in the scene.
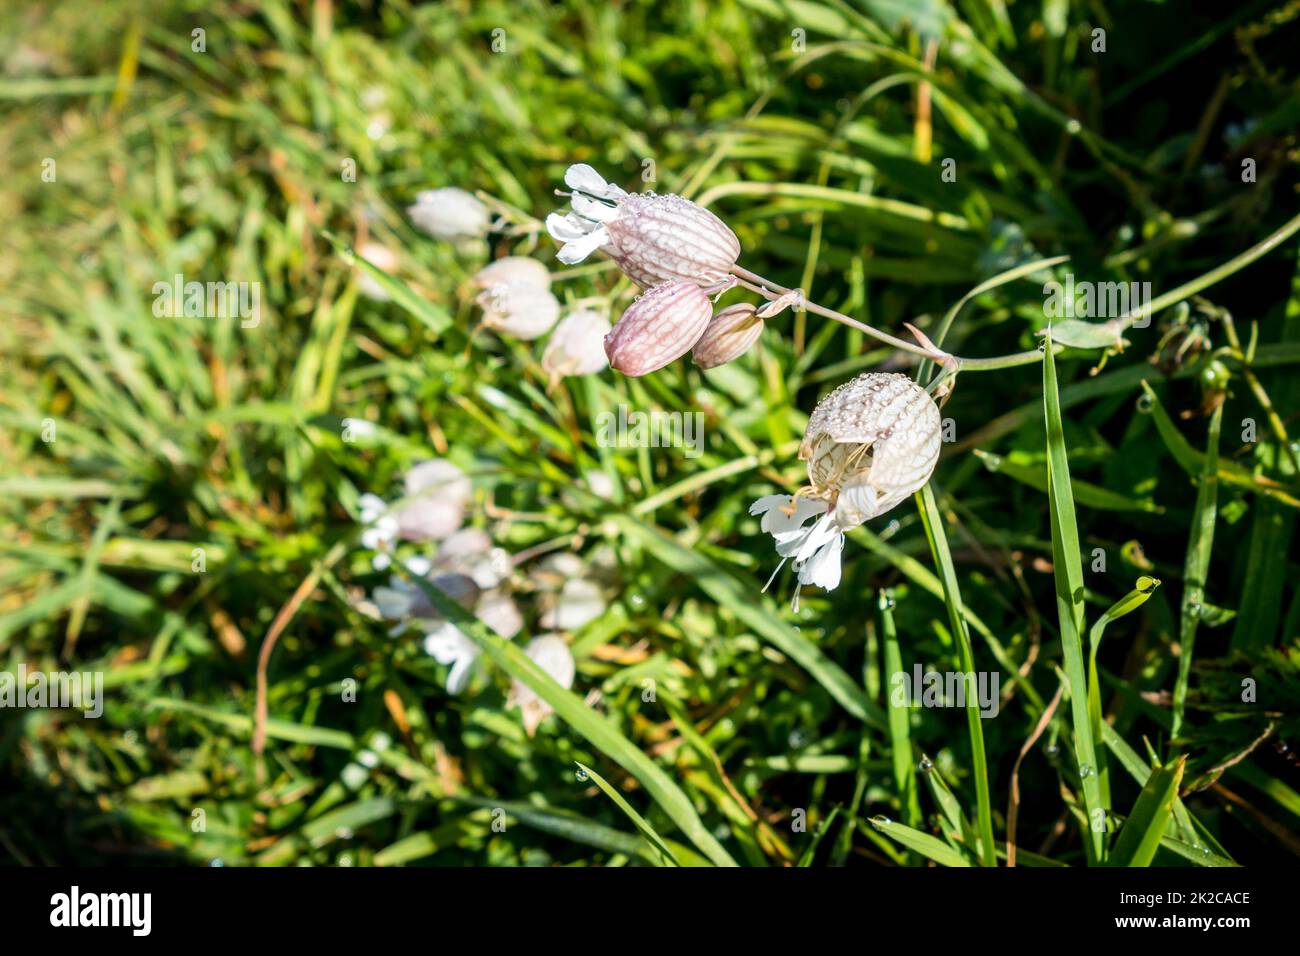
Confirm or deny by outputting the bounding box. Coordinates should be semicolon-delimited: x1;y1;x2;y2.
373;585;414;620
565;163;608;193
556;226;610;265
749;494;791;517
834;476;879;529
358;493;388;522
791;513;839;564
565;164;626;200
761;496;827;537
571;192;621;223
546;211;591;243
800;535;845;590
445;655;475;694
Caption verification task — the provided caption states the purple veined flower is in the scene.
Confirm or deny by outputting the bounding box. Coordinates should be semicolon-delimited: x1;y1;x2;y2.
507;634;576;735
354;241;400;301
433;527;513;589
529;552;610;631
692;302;764;370
475;588;523;639
546;164;740;288
473;255;551;292
374;570;478;636
751;372;942;608
393;459;472;542
408;187;490;240
604;279;713;376
473;257;560;340
406;460;472;502
543;308;612;377
540;577;607;631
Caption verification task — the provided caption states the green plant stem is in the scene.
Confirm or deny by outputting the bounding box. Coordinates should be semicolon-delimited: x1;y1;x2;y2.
730;265;938;361
736;210;1300;374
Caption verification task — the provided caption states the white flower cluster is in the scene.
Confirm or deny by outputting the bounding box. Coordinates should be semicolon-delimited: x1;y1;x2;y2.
546;164;765;376
358;460;613;733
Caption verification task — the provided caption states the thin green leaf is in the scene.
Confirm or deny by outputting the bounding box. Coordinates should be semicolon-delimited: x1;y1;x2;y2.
1042;329;1106;862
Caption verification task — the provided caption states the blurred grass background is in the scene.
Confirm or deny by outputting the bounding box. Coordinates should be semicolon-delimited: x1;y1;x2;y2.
1;0;1299;866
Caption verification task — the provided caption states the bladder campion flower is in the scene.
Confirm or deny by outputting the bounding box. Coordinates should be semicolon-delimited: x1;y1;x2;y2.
751;372;942;607
604;279;713;376
473;256;560;340
408;187;490;240
394;459;472;541
508;634;576;735
543;308;612;377
546;164;740;288
692;302;763;369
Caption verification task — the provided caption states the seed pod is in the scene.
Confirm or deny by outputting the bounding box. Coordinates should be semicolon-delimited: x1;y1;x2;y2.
692;302;763;369
799;372;942;526
604;193;741;289
543;308;612;377
604;280;712;376
407;187;490;240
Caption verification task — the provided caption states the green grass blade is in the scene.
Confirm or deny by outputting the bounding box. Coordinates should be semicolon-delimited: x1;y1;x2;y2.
321;231;451;334
405;565;738;867
1108;757;1186;867
1171;404;1223;738
870;817;974;867
612;514;883;726
576;762;681;867
1042;329;1106;863
915;484;996;866
881;590;921;827
1087;576;1162;811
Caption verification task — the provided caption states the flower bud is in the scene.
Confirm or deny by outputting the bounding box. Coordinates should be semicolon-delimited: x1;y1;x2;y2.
691;302;763;369
543;308;612;377
408;187;490;240
395;459;472;541
475;268;560;340
473;256;551;292
604;280;712;377
605;193;740;289
475;588;523;639
799;372;941;525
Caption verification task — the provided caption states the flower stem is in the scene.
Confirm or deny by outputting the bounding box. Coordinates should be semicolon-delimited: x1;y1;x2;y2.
736;209;1300;376
730;265;941;362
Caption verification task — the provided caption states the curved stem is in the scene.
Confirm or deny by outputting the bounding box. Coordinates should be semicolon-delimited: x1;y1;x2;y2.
737;208;1300;376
